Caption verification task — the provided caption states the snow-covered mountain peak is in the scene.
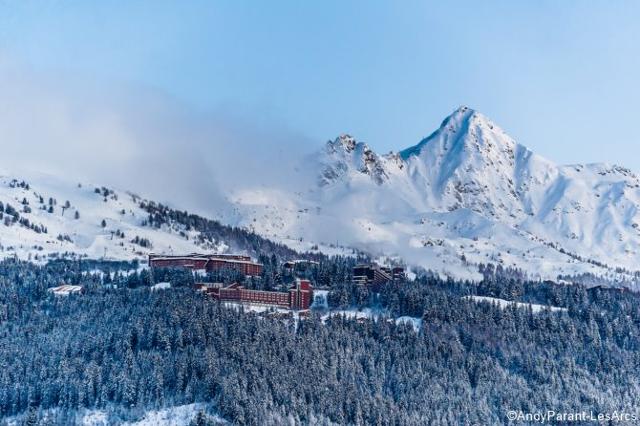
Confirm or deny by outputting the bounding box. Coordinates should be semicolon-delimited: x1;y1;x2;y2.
232;106;640;283
7;105;638;285
320;134;393;186
400;106;514;161
330;134;358;152
319;107;523;192
383;106;540;221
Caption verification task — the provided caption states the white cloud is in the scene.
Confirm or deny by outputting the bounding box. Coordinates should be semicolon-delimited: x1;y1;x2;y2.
0;57;316;216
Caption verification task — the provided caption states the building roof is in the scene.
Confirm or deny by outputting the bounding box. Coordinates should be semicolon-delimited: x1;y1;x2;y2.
148;253;262;266
48;284;83;296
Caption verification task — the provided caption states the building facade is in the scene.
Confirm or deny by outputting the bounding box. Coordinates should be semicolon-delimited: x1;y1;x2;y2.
353;263;405;290
204;279;314;310
353;264;392;287
148;253;263;276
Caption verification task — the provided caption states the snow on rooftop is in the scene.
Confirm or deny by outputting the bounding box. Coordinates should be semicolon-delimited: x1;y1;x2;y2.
48;284;83;296
151;282;171;291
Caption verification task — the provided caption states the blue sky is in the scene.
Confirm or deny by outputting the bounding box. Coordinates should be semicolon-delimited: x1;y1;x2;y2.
1;1;640;168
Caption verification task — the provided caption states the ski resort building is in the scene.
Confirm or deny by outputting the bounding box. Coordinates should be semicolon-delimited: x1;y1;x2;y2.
283;259;320;276
203;279;314;310
353;264;405;290
148;253;263;276
391;266;406;281
353;264;392;288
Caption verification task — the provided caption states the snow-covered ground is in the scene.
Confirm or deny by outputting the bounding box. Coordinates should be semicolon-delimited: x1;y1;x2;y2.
151;282;171;291
463;295;567;313
395;316;423;332
123;404;225;425
0;171;227;262
323;307;379;322
3;106;640;284
310;289;329;309
219;301;424;333
48;284;83;296
222;301;301;318
229;106;640;284
4;404;225;426
322;308;423;331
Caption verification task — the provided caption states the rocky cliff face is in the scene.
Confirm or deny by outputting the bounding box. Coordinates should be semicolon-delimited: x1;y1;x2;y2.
320;134;399;186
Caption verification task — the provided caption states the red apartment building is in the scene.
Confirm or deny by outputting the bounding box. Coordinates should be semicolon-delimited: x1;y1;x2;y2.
203;279;314;310
148;253;263;276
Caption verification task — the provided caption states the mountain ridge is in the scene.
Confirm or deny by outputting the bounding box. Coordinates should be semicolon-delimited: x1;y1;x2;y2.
231;106;640;283
0;170;317;264
2;106;640;284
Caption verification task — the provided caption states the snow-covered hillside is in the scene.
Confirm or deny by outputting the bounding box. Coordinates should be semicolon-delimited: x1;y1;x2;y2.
4;106;640;283
0;171;227;261
231;106;640;282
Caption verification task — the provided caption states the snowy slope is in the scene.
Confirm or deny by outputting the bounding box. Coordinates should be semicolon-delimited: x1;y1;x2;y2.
4;106;640;283
462;296;567;313
231;106;640;282
4;404;224;425
0;171;227;261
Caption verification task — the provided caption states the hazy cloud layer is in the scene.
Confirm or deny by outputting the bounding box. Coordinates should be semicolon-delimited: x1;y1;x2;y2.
0;60;316;217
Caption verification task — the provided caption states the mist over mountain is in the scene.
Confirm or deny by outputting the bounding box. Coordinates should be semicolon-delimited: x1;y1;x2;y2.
0;62;313;217
1;87;640;283
232;106;640;282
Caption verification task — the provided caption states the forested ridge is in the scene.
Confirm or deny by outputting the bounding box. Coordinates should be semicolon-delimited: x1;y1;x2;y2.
0;259;639;425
